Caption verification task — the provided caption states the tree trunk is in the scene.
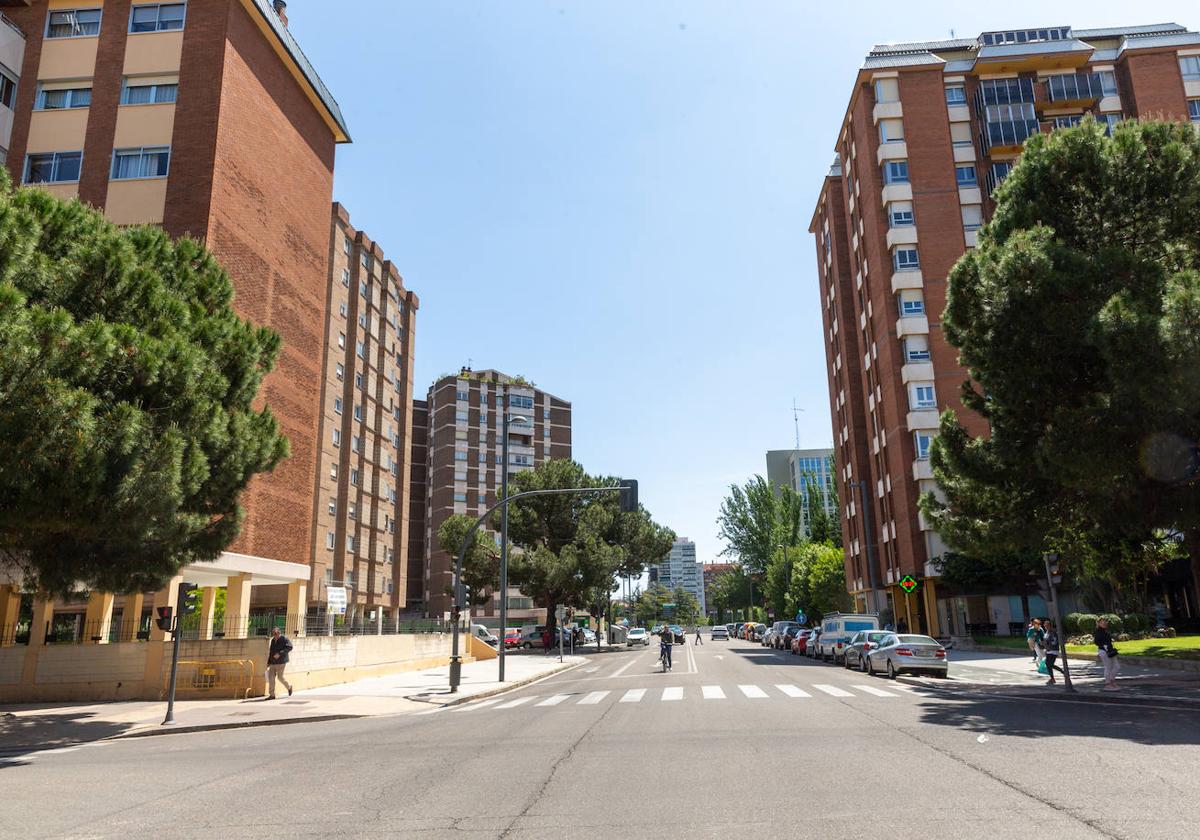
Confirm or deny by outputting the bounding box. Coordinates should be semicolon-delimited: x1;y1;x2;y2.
1187;529;1200;621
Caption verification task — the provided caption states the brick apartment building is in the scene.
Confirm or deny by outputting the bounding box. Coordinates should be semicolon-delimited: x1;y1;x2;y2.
406;399;429;613
308;204;419;625
415;369;572;623
1;1;367;617
810;22;1200;636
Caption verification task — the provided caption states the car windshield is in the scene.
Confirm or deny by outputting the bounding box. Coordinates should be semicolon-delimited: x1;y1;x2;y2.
898;635;940;645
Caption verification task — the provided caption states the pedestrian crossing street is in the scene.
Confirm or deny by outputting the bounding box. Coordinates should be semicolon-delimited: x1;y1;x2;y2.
449;681;921;714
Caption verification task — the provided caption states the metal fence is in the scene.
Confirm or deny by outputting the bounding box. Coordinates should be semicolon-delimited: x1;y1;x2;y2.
167;659;254;699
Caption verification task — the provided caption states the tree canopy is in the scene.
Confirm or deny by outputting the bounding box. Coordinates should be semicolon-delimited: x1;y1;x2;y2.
437;514;500;606
0;172;287;595
716;475;804;574
921;119;1200;604
502;459;675;633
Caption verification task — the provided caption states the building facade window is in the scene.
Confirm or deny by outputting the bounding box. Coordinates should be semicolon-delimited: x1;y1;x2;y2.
944;85;966;104
1180;56;1200;81
351;435;360;453
893;248;919;271
510;395;534;409
355;340;364;358
350;469;359;486
884;160;909;184
328;497;336;515
454;451;468;461
46;9;102;38
879;118;904;143
914;432;933;459
900;292;925;316
0;66;16;110
111;146;170;179
36;86;92;110
1189;99;1200;124
23;151;82;184
912;384;936;409
334;397;343;414
888;202;914;227
904;336;931;362
353;404;363;422
955;164;977;187
355;372;363;390
129;3;186;33
961;204;983;232
120;81;177;105
874;77;899;103
338;332;345;349
1098;70;1118;95
332;429;341;447
453;492;467;503
335;362;344;380
326;531;335;550
949;121;972;148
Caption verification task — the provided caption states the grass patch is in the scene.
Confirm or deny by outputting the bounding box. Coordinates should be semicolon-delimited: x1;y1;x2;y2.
973;634;1200;660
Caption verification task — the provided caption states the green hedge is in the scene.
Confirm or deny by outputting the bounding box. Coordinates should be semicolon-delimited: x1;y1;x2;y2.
1066;613;1098;634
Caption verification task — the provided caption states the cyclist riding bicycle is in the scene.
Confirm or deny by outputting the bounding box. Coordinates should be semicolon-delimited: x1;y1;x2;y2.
658;625;673;670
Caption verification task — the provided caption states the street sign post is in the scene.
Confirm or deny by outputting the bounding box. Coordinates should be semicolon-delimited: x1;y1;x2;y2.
1042;553;1075;691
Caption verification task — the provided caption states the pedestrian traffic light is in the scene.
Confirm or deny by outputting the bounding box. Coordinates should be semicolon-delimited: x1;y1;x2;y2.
155;606;174;631
177;581;200;616
618;479;638;513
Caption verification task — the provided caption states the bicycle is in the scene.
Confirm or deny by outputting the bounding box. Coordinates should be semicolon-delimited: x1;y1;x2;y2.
660;643;672;672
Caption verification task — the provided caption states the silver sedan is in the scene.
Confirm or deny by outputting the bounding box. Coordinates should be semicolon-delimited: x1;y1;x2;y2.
865;634;948;679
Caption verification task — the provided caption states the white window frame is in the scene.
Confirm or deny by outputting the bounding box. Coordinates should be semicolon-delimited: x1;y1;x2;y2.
914;432;933;459
879;118;905;144
884;160;909;184
1189;99;1200;123
888;202;914;228
332;429;341;447
128;3;186;34
35;85;92;110
325;532;335;550
333;397;343;415
911;384;936;409
23;151;83;184
0;65;17;111
119;79;178;105
955;164;978;187
900;293;925;316
1098;70;1118;96
904;336;931;362
110;146;170;180
46;8;102;39
893;248;920;272
1181;56;1200;81
944;85;966;105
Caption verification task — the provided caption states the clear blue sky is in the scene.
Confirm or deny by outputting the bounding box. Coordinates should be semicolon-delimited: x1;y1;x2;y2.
287;0;1195;567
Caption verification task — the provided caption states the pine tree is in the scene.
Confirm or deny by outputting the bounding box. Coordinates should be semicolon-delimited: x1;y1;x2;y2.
0;172;288;595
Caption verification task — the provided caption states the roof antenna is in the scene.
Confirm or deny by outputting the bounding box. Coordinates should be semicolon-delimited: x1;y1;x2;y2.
792;399;804;450
950;28;956;38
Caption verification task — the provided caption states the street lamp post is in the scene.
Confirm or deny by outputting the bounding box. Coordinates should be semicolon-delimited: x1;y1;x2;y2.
497;408;531;684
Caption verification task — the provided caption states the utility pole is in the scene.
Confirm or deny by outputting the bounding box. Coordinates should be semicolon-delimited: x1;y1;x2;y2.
497;402;530;684
1042;552;1075;691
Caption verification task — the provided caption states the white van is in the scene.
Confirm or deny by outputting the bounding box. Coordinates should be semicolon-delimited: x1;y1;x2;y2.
470;623;499;647
816;613;879;663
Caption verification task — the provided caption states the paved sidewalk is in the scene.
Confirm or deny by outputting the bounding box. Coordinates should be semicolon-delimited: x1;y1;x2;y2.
901;648;1200;705
0;653;583;752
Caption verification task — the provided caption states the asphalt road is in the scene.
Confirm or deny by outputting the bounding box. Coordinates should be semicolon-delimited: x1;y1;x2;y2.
4;637;1199;839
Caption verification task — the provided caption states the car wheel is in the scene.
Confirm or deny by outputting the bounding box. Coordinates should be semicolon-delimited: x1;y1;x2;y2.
860;656;870;673
843;655;851;669
522;642;532;650
866;656;875;676
887;660;897;680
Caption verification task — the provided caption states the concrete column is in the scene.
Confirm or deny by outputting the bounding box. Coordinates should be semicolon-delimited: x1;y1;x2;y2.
199;587;218;640
0;585;21;647
27;598;54;647
286;581;307;637
119;593;146;642
149;576;183;643
376;605;383;635
83;591;116;643
225;574;253;639
923;580;940;637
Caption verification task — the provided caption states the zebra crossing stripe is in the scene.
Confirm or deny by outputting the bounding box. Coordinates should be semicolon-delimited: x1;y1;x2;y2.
495;696;536;709
620;689;646;703
702;685;726;700
739;684;768;699
536;694;572;707
813;684;854;697
851;684;899;697
454;698;505;712
775;684;812;698
578;691;610;705
662;686;684;701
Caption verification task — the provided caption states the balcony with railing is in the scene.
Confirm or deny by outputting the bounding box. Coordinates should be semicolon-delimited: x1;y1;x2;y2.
1044;72;1103;107
980;115;1041;154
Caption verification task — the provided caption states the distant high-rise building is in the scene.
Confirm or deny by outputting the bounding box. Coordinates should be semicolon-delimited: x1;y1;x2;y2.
765;448;837;520
414;369;571;621
651;538;706;618
810;22;1200;633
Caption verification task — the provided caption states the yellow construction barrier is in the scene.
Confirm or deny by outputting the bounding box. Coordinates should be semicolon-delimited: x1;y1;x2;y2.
167;659;254;700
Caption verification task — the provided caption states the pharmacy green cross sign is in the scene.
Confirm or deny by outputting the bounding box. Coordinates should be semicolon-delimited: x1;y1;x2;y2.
898;574;920;594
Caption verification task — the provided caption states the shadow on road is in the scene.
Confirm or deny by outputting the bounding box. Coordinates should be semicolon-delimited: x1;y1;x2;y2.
0;711;133;765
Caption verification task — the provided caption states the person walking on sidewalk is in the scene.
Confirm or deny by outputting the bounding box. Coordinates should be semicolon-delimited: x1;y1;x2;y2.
266;626;293;700
694;626;703;645
1026;618;1042;663
1042;621;1067;685
1094;617;1121;691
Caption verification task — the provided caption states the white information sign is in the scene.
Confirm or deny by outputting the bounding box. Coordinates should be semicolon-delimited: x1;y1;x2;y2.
327;587;348;616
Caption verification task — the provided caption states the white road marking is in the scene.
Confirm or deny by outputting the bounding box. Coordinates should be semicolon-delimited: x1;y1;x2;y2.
662;686;684;701
715;655;724;660
620;688;646;703
536;694;572;707
495;696;536;709
813;684;854;697
610;652;641;678
453;698;505;712
738;684;768;699
702;685;726;699
578;691;610;705
852;684;899;697
775;684;812;698
583;667;599;674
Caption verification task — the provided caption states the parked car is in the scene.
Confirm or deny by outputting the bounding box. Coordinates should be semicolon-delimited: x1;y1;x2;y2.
790;628;813;655
806;629;823;658
814;612;880;663
865;634;948;678
762;628;776;647
519;629;545;649
627;627;650;646
725;623;738;638
749;623;766;643
668;624;686;644
711;625;729;641
780;624;804;651
582;628;597;643
843;630;893;671
471;623;499;647
767;621;795;649
503;630;522;649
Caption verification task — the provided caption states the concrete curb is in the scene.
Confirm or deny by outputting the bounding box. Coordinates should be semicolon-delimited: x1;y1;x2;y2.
113;713;367;740
410;658;587;709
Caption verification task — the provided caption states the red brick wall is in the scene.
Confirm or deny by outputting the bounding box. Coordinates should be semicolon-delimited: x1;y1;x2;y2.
202;0;337;570
2;3;47;183
1121;51;1189;121
77;0;132;208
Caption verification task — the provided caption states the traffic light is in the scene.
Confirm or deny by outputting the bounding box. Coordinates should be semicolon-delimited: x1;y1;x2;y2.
177;581;200;616
155;606;174;631
618;479;638;513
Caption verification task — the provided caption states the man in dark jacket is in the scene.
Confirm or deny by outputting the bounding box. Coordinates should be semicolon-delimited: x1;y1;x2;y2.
266;626;294;699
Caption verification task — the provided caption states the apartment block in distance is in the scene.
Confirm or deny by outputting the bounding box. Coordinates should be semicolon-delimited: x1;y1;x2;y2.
765;448;837;520
650;538;707;617
2;1;351;609
417;369;572;622
810;22;1200;636
309;204;419;625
